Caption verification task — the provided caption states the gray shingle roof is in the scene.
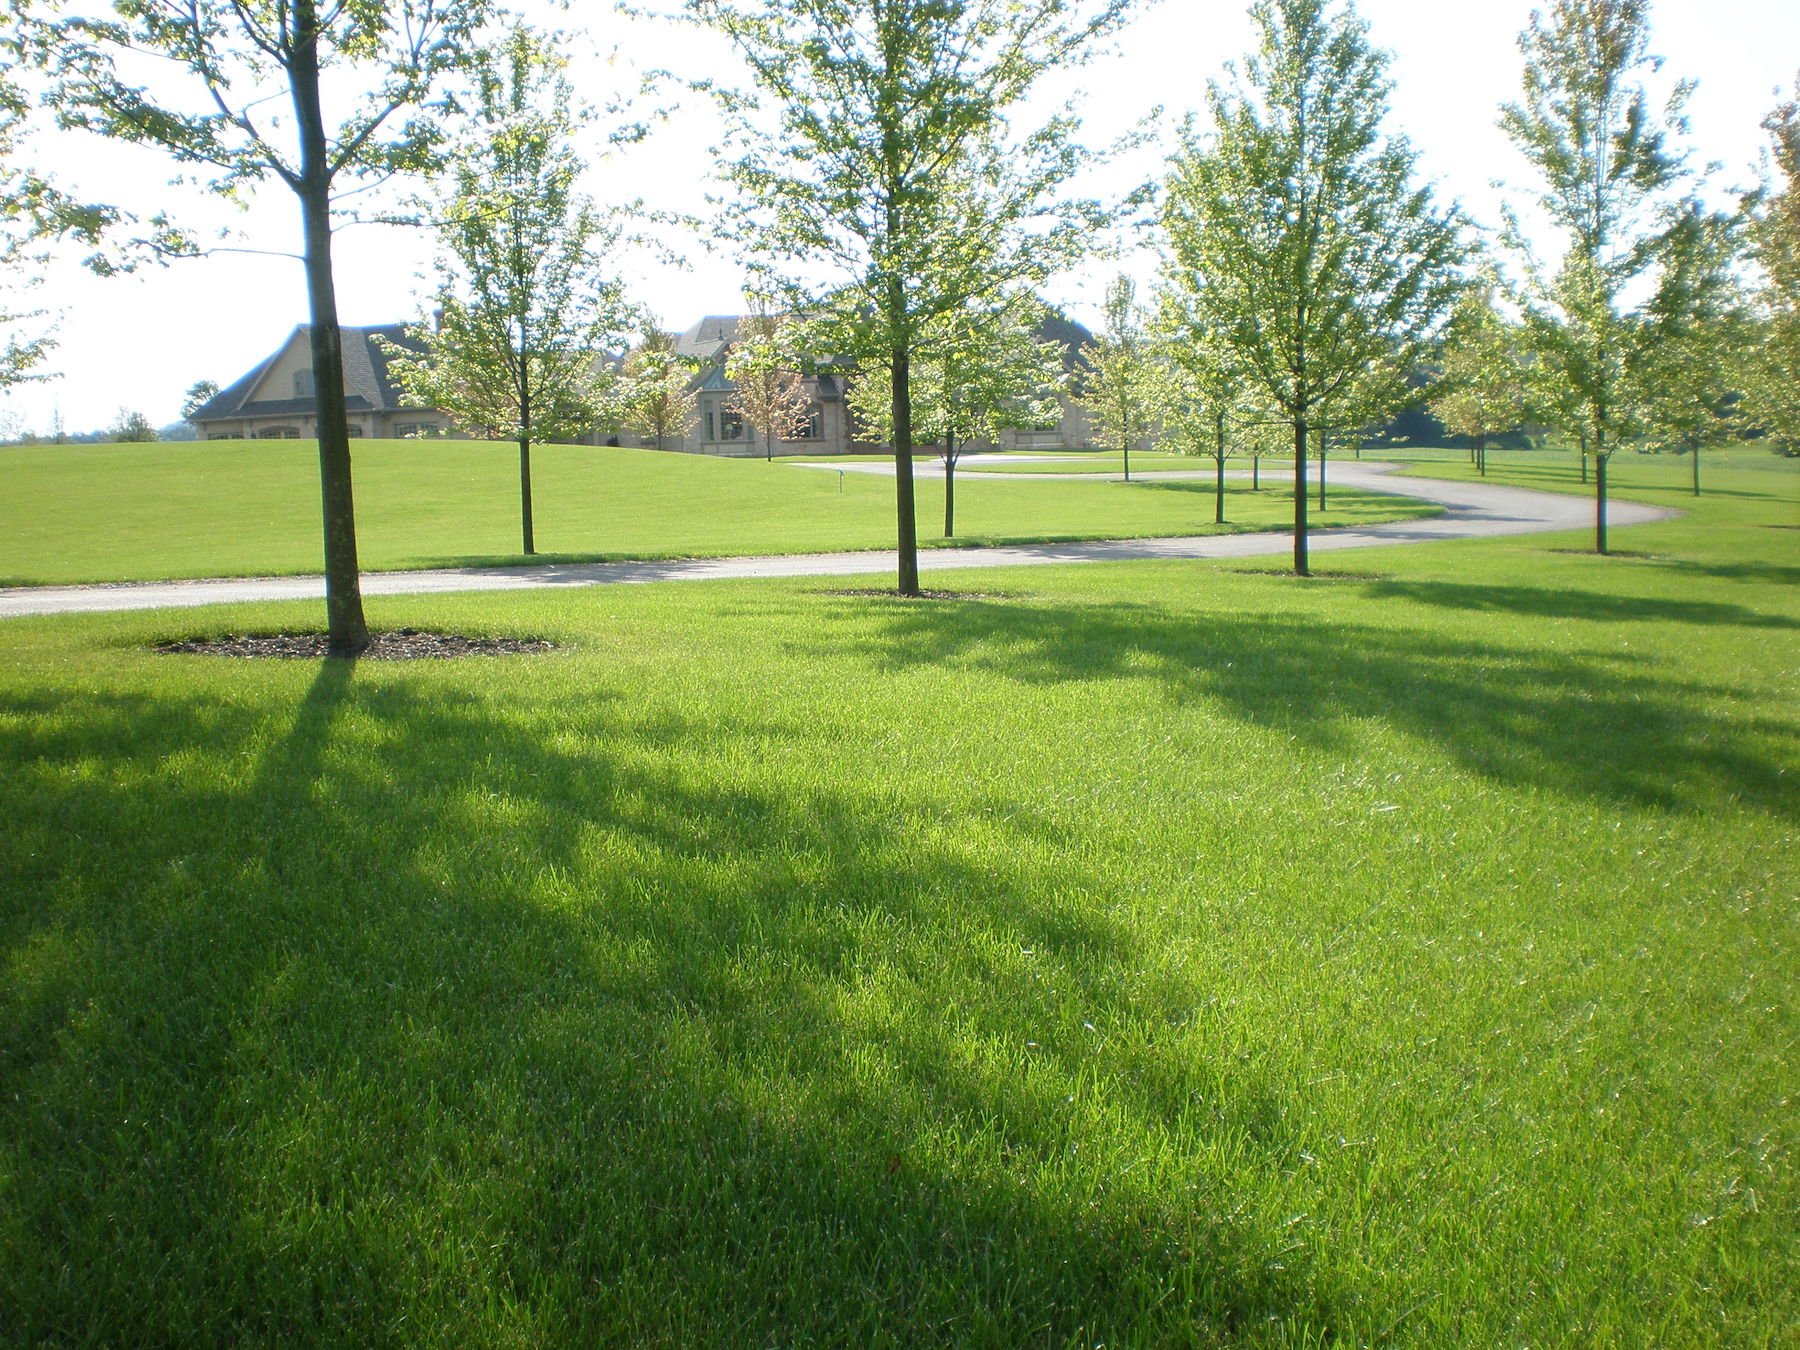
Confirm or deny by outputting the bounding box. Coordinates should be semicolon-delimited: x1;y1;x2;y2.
673;315;746;361
190;324;427;423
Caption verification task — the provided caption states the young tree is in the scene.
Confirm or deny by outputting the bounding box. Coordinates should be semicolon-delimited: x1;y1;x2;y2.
385;27;634;556
617;329;698;452
1740;79;1800;456
1075;275;1156;481
689;0;1131;595
725;305;811;462
1311;353;1407;509
1153;300;1249;525
849;290;1067;536
1639;217;1748;493
109;407;157;442
34;0;495;652
1163;0;1462;576
1498;0;1726;552
1238;409;1288;490
1431;276;1528;476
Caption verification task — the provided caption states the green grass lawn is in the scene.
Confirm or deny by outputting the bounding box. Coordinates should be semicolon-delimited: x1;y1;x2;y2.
0;438;1431;586
1;451;1793;1344
791;449;1207;474
1382;440;1800;495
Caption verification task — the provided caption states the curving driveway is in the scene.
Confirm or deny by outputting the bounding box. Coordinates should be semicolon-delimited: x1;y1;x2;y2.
0;463;1672;619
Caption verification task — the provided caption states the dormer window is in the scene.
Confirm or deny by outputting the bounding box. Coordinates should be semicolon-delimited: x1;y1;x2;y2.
294;368;315;396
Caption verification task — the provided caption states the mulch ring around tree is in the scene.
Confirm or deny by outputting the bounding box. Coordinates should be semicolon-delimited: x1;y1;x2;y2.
821;589;1013;602
155;628;556;660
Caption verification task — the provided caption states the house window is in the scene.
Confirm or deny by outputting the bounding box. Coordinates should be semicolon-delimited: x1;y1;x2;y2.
293;369;314;396
793;406;823;440
257;427;299;439
347;425;364;438
719;408;745;440
705;405;715;441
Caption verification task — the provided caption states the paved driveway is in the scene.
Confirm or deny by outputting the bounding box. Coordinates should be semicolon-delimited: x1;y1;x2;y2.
0;463;1671;619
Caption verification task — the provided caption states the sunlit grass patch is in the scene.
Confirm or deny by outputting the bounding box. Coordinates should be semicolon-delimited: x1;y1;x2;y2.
0;470;1793;1344
0;438;1431;586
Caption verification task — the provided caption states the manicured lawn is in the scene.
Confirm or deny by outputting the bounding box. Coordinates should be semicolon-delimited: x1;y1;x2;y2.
1;452;1793;1344
1382;440;1800;497
0;438;1430;586
793;449;1207;474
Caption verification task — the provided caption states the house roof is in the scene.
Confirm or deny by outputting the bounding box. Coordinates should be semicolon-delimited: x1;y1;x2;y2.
190;323;426;422
673;306;1093;370
673;315;746;361
1035;311;1096;371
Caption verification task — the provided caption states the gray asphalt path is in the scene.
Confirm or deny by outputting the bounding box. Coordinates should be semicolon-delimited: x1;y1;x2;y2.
0;463;1672;620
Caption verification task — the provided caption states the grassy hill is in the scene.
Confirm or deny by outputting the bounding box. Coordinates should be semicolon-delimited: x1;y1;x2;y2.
0;437;1433;586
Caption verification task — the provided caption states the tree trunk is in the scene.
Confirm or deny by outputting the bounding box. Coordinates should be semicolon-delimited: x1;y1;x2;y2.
1595;449;1609;555
1477;430;1487;477
1122;430;1131;483
1318;428;1328;511
519;355;535;555
1213;413;1226;524
1691;444;1700;497
1253;454;1260;491
518;438;535;554
891;342;920;596
290;0;367;656
1293;417;1310;576
943;435;956;538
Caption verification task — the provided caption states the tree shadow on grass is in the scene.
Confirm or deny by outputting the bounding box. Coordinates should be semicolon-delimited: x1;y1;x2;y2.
795;591;1795;822
1359;578;1799;630
1637;556;1800;588
0;664;1338;1345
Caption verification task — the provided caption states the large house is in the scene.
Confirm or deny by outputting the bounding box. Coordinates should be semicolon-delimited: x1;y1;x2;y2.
656;309;1097;457
667;314;859;456
188;324;454;441
193;309;1095;454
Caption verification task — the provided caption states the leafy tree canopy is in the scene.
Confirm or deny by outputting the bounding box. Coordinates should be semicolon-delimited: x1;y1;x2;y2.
1162;0;1461;573
687;0;1133;591
25;0;501;650
1497;0;1733;545
1741;77;1800;453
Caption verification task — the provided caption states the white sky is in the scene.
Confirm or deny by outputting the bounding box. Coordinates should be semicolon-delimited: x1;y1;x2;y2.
2;0;1794;435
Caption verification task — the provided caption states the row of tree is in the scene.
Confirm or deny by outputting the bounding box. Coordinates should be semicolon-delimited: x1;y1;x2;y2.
4;0;1798;650
1069;0;1796;573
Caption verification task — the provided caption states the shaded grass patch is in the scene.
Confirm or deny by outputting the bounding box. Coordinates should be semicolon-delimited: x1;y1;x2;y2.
0;471;1793;1345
